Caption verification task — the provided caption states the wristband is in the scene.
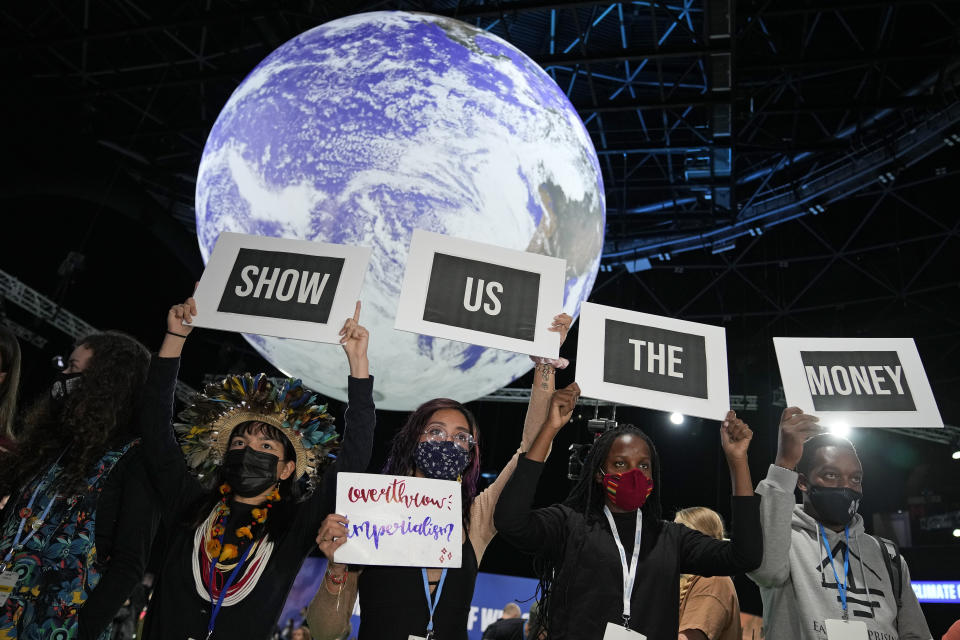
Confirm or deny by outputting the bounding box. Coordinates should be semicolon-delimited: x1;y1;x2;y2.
530;355;569;370
166;330;188;339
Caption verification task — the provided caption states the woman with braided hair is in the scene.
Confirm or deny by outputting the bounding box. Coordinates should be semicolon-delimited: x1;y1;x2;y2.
493;384;762;640
136;297;376;640
674;507;742;640
0;330;159;640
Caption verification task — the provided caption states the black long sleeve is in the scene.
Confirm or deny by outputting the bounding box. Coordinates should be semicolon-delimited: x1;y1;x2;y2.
493;454;570;556
677;495;763;576
301;375;376;543
137;355;204;520
77;448;160;640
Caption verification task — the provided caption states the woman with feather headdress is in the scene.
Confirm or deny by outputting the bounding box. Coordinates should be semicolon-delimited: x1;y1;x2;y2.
136;297;376;640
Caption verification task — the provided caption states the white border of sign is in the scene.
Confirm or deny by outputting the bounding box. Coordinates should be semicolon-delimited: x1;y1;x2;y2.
773;337;943;428
576;302;730;420
394;229;566;358
190;232;372;344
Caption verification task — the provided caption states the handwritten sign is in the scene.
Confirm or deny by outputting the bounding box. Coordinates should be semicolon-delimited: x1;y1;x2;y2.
191;232;371;343
333;472;462;568
774;337;943;429
394;229;565;358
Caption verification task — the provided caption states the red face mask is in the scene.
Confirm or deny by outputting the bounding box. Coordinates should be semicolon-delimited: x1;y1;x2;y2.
602;468;654;511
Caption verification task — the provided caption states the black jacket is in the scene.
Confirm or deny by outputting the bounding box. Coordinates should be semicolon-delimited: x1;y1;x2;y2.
493;455;762;640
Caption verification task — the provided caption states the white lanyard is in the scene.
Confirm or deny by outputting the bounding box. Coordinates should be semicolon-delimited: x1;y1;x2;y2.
602;506;643;627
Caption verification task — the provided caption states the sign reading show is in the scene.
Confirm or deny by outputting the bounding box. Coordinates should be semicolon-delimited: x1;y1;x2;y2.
577;302;729;420
191;232;371;343
774;337;943;428
333;472;463;568
395;229;566;357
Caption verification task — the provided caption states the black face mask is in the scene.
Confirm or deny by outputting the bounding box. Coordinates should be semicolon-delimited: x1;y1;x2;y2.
223;447;280;498
807;484;862;527
51;371;83;402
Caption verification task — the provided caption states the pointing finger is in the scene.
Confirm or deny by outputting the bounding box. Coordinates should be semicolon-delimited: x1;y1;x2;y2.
353;300;361;322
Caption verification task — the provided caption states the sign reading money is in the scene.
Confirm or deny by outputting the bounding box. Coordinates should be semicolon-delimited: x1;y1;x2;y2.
333;473;462;568
191;232;371;343
774;337;943;428
576;302;730;420
394;229;566;357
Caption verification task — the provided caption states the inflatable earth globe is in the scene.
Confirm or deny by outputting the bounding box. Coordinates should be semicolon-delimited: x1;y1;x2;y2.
195;11;605;410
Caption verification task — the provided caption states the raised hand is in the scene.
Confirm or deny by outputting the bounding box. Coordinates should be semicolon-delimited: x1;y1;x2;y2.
720;410;753;462
774;407;823;470
545;382;581;432
316;512;350;560
549;313;574;346
339;301;370;378
167;297;197;336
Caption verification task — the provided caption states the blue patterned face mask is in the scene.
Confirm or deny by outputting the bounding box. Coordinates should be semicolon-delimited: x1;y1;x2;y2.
415;441;470;480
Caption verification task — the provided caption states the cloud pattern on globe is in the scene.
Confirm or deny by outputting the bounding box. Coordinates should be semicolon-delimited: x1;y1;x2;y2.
196;11;605;410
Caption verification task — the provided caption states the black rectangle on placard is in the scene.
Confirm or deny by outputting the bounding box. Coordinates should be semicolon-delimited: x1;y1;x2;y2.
422;252;541;341
800;351;916;411
217;248;344;324
603;319;709;399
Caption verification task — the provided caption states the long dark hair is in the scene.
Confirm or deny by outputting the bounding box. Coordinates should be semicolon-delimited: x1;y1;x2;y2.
188;421;302;538
0;325;21;440
534;424;663;633
382;398;481;530
0;331;150;497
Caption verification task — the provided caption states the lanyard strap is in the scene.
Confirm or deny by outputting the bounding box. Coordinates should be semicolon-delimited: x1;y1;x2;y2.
205;533;256;639
421;568;448;636
819;524;851;619
603;506;643;627
2;478;57;566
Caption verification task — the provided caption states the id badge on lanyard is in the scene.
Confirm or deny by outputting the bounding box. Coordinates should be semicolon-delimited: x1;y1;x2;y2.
824;618;868;640
0;570;18;607
601;506;645;640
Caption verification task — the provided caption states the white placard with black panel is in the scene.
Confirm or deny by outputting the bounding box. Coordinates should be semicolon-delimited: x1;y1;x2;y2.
190;232;372;343
773;337;943;429
576;302;730;420
394;229;566;358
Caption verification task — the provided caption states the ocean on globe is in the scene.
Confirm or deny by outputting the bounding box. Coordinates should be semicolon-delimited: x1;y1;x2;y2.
195;11;605;411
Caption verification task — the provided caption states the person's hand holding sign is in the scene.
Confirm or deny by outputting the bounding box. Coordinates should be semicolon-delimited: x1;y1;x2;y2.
339;301;370;379
526;383;580;463
773;407;822;471
719;410;756;497
159;297;198;358
550;313;573;346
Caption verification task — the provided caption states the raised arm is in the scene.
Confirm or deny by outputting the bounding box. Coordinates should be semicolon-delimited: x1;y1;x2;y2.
469;315;572;557
748;407;822;588
137;298;204;518
306;302;376;532
679;412;762;576
305;517;360;640
492;384;579;554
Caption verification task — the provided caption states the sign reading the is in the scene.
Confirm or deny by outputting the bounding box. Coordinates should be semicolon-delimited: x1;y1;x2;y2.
191;232;371;343
395;229;566;358
576;302;729;420
333;472;463;568
774;337;943;428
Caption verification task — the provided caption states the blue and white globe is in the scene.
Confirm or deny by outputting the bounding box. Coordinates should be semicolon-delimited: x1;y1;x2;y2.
195;11;605;411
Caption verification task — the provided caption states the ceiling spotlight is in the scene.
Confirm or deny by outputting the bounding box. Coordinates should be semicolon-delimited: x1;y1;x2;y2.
952;450;960;461
953;529;960;538
829;422;851;438
670;412;685;425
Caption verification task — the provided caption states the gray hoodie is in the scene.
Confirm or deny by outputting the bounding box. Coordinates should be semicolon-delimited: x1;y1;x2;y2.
749;464;932;640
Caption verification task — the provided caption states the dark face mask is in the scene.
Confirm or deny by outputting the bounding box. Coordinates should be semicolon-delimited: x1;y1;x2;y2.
807;484;862;527
51;371;83;402
223;447;280;498
415;441;471;480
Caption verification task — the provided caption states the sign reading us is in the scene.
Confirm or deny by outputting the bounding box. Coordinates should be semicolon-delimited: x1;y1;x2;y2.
422;253;540;341
218;248;344;323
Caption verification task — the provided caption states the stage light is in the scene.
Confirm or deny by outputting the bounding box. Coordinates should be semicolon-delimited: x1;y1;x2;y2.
829;422;851;438
952;450;960;461
670;412;684;425
953;529;960;538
